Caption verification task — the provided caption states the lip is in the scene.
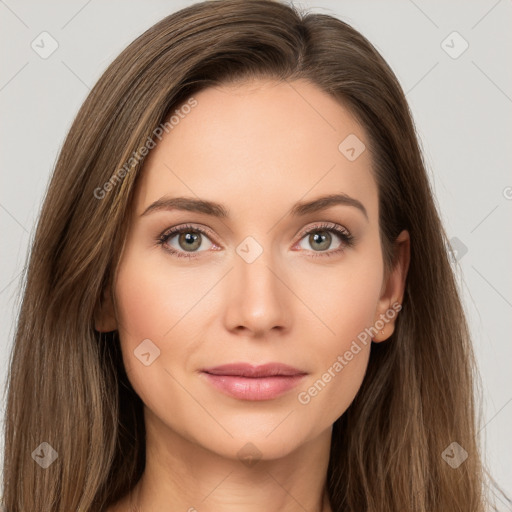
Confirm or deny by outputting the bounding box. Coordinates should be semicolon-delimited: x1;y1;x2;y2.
201;362;307;401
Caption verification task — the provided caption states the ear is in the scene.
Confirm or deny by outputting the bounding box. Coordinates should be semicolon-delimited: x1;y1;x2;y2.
372;230;410;342
94;286;118;333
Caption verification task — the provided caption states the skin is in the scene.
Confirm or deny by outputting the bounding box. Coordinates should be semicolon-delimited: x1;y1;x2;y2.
98;78;410;512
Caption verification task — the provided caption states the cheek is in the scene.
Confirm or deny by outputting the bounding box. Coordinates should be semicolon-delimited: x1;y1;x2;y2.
297;247;383;345
113;232;383;430
295;284;374;424
112;247;223;398
114;246;218;342
293;253;382;420
112;248;179;374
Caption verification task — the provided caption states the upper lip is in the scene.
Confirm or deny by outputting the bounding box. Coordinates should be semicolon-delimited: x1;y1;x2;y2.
201;362;307;378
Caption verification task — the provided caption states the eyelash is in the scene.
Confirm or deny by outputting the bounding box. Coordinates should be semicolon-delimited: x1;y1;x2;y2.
156;222;355;260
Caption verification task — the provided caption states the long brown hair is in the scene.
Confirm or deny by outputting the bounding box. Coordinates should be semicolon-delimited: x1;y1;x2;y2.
1;0;496;510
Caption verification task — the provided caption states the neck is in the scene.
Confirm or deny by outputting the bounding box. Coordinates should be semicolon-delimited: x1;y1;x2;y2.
128;407;333;512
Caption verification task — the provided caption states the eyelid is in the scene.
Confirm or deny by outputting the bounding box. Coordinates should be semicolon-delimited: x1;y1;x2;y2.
157;223;218;248
157;221;355;258
296;221;351;240
159;221;352;243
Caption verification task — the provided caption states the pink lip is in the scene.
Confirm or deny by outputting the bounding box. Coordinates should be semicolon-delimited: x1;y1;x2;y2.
201;363;307;401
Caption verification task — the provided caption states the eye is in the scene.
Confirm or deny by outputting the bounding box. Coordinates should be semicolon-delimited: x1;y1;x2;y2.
156;224;216;259
157;222;355;260
295;222;355;257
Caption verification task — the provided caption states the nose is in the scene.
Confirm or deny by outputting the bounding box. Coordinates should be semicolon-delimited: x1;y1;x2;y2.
222;245;291;337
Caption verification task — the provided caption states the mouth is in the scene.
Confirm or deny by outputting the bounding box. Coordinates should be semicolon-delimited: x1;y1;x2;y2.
200;362;308;401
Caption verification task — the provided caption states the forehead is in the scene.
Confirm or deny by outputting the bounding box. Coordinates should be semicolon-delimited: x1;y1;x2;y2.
134;79;378;222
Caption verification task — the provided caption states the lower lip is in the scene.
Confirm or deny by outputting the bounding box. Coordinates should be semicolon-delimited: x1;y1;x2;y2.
201;372;306;401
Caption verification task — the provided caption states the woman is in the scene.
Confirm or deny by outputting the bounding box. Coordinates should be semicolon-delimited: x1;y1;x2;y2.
1;0;500;510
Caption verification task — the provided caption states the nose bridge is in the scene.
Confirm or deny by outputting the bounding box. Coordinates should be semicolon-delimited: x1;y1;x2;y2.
225;234;289;334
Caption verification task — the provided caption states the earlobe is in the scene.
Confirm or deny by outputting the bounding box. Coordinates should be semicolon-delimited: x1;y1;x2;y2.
373;230;410;342
94;287;118;333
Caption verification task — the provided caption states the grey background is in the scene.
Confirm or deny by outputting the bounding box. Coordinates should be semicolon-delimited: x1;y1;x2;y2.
1;0;511;504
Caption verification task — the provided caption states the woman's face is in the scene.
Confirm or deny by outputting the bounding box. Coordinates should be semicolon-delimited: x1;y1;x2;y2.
100;79;408;461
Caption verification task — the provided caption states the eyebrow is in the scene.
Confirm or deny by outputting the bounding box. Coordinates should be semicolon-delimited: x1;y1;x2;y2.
140;193;368;221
